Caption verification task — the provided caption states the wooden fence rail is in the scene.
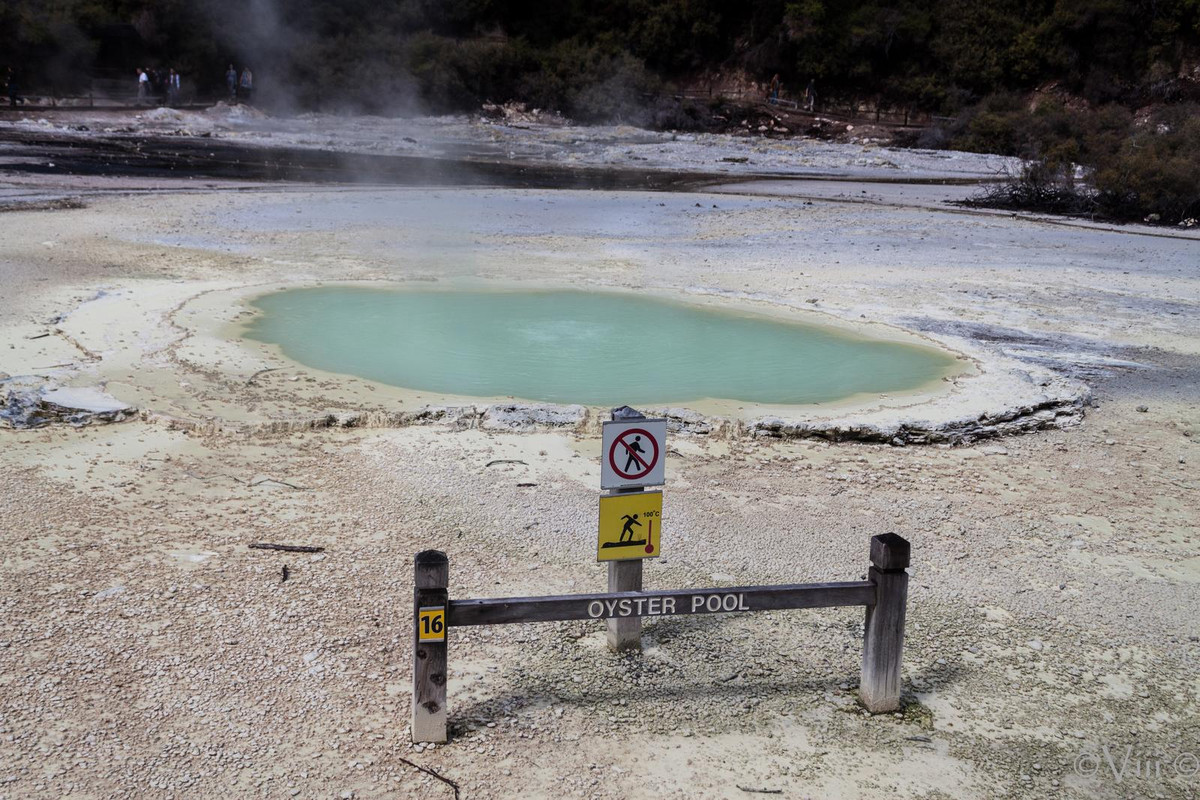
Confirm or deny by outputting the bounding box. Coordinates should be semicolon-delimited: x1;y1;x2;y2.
412;532;910;743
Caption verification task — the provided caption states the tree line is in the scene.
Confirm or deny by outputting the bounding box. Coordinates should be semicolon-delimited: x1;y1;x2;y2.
3;0;1197;115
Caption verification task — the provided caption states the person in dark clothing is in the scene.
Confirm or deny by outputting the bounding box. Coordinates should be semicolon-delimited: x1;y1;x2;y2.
226;64;237;102
5;68;23;108
151;69;164;105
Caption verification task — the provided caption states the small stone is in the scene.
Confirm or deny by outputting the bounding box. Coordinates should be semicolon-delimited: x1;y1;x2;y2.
1136;405;1148;412
1028;640;1043;651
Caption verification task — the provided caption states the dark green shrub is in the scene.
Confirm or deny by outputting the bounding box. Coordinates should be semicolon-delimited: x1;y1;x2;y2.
1094;110;1200;223
962;101;1200;225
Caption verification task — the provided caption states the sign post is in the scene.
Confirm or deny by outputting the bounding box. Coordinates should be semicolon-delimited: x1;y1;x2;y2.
412;550;449;744
600;407;667;652
859;533;910;713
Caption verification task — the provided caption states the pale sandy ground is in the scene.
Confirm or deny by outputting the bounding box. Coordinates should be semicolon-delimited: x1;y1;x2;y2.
1;119;1199;800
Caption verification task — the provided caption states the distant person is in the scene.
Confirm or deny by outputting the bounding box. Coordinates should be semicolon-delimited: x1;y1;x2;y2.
5;68;23;108
804;78;815;112
168;69;181;106
136;68;149;105
151;69;164;105
768;73;781;104
226;64;237;102
239;67;253;104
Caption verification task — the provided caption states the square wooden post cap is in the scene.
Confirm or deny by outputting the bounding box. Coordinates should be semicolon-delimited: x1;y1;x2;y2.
870;533;910;570
610;405;647;421
415;550;448;567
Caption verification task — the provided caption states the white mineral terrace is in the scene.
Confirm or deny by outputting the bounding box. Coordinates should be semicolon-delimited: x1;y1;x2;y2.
1;111;1198;800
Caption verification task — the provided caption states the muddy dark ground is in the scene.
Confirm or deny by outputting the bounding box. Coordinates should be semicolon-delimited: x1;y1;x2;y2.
0;127;736;190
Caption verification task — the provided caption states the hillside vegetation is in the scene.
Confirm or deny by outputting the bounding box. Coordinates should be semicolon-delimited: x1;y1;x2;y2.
5;0;1198;114
4;0;1199;222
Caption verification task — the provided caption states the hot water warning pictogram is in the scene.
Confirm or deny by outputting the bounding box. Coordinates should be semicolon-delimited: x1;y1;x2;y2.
597;491;663;561
600;419;667;489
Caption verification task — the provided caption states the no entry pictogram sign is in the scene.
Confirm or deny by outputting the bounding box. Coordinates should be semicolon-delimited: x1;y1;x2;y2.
601;419;667;489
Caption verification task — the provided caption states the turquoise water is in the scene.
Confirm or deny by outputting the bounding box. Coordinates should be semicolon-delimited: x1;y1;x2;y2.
244;287;956;406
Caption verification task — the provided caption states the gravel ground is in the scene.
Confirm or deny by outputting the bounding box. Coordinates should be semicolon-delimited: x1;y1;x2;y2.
1;388;1196;798
1;120;1198;799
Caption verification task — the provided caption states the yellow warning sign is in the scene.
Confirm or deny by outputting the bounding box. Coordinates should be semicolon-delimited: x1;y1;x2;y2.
597;491;662;562
417;606;446;642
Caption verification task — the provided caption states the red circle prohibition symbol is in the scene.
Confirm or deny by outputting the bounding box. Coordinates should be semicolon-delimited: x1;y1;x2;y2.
608;428;659;480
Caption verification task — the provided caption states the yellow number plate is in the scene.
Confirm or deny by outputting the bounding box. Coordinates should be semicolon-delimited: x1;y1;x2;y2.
418;606;446;642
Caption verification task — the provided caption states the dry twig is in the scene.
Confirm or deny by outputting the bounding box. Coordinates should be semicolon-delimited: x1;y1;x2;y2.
246;367;280;386
398;757;460;800
249;543;325;554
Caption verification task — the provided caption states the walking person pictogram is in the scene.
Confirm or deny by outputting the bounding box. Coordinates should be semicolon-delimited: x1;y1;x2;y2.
605;425;662;484
623;436;647;473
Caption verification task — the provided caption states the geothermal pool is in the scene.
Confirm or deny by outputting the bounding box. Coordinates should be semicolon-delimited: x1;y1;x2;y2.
243;287;958;407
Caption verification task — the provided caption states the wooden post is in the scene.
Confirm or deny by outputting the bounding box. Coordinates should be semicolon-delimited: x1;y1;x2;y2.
606;405;647;652
606;559;643;650
412;549;449;743
859;533;910;713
